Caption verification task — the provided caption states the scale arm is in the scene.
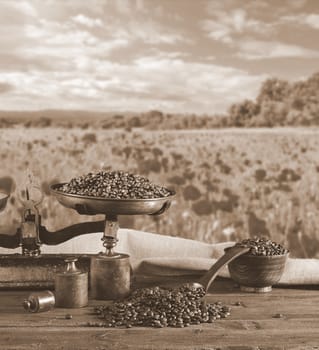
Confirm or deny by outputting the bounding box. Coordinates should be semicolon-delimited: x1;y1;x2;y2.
39;220;105;245
0;231;20;249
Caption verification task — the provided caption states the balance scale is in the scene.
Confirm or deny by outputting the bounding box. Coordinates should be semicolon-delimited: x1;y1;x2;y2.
0;181;174;299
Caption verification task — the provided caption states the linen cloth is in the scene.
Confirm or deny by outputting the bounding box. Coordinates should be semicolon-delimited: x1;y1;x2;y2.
116;229;319;285
3;228;317;285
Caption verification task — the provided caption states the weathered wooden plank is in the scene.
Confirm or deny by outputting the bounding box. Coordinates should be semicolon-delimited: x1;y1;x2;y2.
2;309;319;328
1;317;319;334
0;327;318;350
1;279;319;349
2;290;319;326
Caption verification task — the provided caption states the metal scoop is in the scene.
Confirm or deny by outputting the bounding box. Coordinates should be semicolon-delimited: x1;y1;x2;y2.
183;245;250;295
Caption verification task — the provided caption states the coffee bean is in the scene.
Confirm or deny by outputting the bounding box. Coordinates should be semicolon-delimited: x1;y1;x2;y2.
235;237;288;256
94;285;231;328
58;171;173;200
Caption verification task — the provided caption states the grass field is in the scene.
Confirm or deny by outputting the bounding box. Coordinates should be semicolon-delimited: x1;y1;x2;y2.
1;126;319;258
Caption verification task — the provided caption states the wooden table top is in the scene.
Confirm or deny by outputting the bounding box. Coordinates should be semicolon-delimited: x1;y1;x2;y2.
0;276;318;350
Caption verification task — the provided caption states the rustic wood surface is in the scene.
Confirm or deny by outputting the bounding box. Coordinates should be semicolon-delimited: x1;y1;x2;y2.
0;276;318;350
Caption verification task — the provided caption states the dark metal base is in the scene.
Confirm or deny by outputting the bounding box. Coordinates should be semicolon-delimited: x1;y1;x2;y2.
0;254;93;289
240;285;272;293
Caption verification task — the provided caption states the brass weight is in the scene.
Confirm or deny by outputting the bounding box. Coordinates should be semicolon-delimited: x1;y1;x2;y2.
55;257;88;308
90;252;131;300
23;290;55;312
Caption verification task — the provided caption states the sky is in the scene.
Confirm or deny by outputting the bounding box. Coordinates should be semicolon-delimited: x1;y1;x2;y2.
0;0;318;114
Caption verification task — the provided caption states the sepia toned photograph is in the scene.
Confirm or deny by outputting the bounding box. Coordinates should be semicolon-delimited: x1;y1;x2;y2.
0;0;319;349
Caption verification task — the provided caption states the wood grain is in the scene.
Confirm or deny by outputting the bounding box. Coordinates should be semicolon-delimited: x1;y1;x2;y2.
0;277;319;350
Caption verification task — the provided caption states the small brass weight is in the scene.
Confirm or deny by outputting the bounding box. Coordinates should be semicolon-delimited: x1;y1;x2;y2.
55;257;88;308
90;216;131;300
23;291;55;313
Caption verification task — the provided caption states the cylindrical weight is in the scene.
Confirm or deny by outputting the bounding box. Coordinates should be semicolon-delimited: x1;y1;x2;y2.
55;257;88;308
23;290;55;313
90;253;131;300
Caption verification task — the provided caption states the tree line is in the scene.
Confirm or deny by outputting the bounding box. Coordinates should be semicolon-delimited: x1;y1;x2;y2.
1;71;318;129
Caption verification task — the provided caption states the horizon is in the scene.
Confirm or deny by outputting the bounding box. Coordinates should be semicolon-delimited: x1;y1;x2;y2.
0;0;319;114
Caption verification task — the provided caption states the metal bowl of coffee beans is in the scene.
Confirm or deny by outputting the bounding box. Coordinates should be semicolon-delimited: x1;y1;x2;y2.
225;237;289;293
50;171;175;215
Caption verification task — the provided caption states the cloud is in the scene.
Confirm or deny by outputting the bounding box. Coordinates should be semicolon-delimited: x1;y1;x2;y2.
23;19;129;60
9;0;37;17
0;52;266;113
236;39;319;59
0;82;13;93
108;16;187;45
21;10;185;69
304;14;319;29
281;13;319;29
0;0;318;113
72;14;103;28
114;0;133;14
202;8;273;44
123;21;184;45
288;0;308;9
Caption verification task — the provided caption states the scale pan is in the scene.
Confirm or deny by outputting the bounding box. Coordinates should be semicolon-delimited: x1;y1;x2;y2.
0;192;9;213
50;183;175;216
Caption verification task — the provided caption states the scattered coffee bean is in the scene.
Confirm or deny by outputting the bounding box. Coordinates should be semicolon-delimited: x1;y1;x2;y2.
94;285;231;328
234;301;242;306
65;314;72;320
57;170;173;199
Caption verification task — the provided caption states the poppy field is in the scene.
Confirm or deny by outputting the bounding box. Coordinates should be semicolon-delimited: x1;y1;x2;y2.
1;126;319;258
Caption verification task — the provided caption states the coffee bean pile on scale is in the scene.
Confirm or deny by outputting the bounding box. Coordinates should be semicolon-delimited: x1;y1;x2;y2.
234;237;288;256
93;285;231;328
57;171;172;199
